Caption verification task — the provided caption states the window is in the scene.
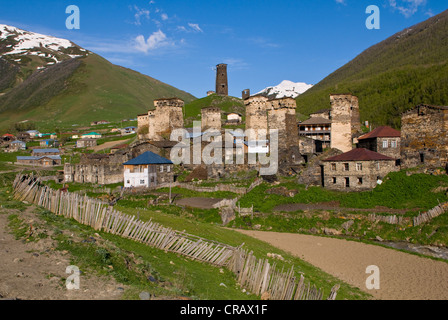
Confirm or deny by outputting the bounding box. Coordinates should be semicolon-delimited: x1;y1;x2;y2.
167;166;171;173
358;177;363;185
160;165;164;173
344;163;349;171
356;163;362;171
375;162;380;170
332;177;337;184
382;140;388;148
331;163;336;171
391;140;397;148
126;180;130;184
140;180;145;185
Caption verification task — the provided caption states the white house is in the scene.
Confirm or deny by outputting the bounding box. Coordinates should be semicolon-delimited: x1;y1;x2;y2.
244;140;269;154
123;151;174;188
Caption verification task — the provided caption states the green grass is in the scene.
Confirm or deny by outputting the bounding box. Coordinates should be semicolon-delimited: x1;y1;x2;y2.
238;170;448;213
0;53;196;130
183;94;245;127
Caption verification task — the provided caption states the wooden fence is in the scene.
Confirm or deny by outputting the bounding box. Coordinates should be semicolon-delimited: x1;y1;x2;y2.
368;214;402;225
413;202;448;226
228;249;340;300
12;174;339;300
13;174;237;267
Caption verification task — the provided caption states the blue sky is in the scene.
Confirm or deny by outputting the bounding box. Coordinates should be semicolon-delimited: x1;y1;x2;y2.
1;0;447;98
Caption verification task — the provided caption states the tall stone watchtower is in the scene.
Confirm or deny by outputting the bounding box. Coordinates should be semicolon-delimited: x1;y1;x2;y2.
330;94;361;153
216;64;228;96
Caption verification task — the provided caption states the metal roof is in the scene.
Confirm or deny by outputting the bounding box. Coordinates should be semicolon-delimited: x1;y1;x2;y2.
123;151;173;165
324;148;395;162
358;126;401;140
32;148;60;153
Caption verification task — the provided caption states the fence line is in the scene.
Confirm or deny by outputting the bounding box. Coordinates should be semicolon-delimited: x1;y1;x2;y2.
413;202;448;226
13;174;339;300
368;214;402;225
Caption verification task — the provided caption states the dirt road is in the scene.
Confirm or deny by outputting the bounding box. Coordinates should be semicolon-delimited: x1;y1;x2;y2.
0;207;127;300
236;230;448;300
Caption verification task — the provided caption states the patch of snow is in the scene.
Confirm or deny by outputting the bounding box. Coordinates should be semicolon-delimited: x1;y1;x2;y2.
256;80;313;99
0;24;79;62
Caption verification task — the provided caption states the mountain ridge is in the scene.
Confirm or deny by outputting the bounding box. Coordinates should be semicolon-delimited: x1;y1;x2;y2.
295;9;448;128
0;24;196;129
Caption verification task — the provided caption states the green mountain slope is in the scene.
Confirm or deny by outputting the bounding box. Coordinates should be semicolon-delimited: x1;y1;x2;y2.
296;9;448;128
0;53;196;128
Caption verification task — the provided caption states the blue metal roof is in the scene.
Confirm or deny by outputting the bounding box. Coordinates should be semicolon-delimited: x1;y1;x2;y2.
33;148;60;153
123;151;173;165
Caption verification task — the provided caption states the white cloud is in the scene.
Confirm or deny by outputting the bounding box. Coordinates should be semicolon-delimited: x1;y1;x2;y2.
131;5;150;25
134;30;173;54
335;0;346;5
388;0;427;18
161;13;169;21
188;23;203;33
177;23;204;33
223;58;249;70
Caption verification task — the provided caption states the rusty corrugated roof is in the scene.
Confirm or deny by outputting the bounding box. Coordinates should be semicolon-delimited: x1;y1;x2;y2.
323;148;395;161
358;126;400;140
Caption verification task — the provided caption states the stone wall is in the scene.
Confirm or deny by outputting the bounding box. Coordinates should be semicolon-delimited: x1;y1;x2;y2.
401;105;448;169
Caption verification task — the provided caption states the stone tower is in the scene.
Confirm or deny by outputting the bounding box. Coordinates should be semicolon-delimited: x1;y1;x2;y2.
201;107;222;131
330;94;361;153
216;64;228;96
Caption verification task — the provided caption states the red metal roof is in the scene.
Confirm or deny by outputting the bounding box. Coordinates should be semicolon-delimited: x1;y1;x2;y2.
358;126;401;140
324;148;395;162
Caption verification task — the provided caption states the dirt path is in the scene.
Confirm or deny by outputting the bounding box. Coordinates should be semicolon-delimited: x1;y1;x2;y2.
235;230;448;300
88;140;128;152
0;207;127;300
175;197;222;209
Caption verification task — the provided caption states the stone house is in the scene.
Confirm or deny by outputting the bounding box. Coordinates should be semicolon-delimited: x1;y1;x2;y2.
40;139;59;148
357;126;401;160
76;138;97;148
16;155;62;167
298;116;332;153
225;112;243;125
322;148;398;191
401;105;448;169
9;140;26;151
123;151;174;188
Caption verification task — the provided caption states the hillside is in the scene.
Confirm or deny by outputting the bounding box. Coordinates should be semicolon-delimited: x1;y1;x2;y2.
296;9;448;128
0;25;195;129
183;94;245;127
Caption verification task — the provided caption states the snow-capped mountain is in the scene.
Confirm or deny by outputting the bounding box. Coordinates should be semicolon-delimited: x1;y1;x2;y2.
0;24;88;69
256;80;313;99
